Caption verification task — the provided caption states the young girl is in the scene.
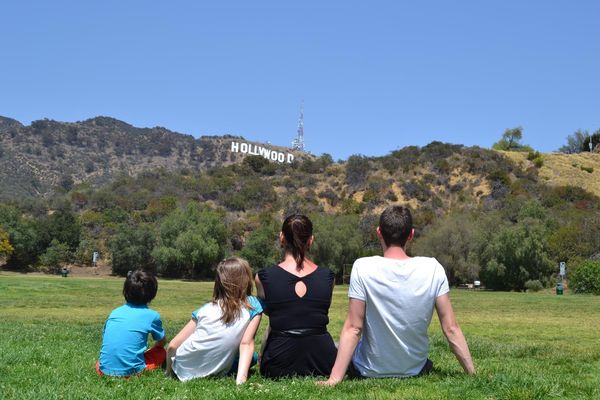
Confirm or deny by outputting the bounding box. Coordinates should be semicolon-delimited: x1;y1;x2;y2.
166;257;263;384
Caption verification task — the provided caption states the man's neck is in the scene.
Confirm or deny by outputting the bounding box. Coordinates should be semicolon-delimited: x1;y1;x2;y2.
383;245;411;260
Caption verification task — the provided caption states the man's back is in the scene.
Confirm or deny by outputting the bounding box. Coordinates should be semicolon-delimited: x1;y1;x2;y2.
348;256;449;377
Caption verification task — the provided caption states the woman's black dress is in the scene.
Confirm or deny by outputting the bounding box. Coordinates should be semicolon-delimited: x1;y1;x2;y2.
258;265;337;378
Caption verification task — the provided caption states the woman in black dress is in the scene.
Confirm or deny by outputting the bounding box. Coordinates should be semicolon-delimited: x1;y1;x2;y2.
255;214;337;378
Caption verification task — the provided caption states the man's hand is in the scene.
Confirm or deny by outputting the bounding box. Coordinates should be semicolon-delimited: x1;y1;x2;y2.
316;377;341;387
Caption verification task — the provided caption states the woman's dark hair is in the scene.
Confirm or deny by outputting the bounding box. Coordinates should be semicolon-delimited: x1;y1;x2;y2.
281;214;313;271
123;270;158;305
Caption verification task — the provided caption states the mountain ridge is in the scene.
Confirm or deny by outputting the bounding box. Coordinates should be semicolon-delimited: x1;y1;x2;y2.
0;115;307;200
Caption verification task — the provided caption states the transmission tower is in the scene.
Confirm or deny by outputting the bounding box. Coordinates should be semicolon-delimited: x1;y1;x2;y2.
291;102;305;152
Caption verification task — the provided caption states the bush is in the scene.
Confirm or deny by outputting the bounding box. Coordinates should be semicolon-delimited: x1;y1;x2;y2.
570;260;600;294
527;151;544;168
109;224;156;276
345;155;371;188
524;279;544;292
38;239;71;273
526;151;541;161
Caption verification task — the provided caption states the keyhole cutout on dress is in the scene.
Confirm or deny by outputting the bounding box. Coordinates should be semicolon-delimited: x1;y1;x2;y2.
295;280;307;298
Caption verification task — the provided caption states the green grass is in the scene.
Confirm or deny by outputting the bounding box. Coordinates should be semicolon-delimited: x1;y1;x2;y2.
1;273;600;399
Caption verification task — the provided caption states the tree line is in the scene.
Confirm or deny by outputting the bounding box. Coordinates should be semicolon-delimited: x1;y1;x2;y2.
1;140;599;293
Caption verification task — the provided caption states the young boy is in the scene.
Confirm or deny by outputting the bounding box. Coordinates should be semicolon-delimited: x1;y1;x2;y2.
97;270;167;376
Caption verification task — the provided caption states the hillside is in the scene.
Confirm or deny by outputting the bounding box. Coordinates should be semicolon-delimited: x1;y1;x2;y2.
1;116;599;288
503;151;600;197
0;116;307;200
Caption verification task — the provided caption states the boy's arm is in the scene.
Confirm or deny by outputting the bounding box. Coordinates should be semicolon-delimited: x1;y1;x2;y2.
318;298;366;386
435;293;475;375
165;319;196;377
236;315;262;385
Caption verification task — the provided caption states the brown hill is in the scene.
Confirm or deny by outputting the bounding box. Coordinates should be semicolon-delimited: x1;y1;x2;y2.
0;116;307;200
502;151;600;198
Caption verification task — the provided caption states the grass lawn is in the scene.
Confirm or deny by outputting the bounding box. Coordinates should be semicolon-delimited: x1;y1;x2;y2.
1;273;600;400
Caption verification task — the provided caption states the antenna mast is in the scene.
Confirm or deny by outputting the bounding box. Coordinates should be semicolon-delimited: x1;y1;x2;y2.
292;101;305;152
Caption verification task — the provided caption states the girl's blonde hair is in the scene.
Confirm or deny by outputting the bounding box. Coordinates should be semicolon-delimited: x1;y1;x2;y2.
212;257;254;324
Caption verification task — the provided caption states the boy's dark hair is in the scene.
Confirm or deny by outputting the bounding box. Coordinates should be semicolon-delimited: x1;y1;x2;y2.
123;270;158;305
379;206;413;248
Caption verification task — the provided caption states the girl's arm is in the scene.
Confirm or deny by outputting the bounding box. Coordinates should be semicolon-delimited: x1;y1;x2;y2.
165;319;196;377
236;315;262;385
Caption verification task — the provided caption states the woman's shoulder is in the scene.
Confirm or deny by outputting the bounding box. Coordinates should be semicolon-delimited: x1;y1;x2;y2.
315;265;335;278
257;265;282;279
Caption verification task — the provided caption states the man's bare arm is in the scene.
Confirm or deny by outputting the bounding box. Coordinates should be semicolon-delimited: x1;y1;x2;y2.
435;293;475;374
318;298;366;386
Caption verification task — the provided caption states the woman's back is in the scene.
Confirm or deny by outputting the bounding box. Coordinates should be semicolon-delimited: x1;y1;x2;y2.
258;265;334;331
258;265;337;378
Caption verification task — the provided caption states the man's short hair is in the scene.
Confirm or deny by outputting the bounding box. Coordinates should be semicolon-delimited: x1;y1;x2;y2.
123;270;158;305
379;205;413;248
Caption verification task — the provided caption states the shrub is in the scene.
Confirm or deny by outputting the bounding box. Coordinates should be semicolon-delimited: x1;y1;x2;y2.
345;155;371;188
570;260;600;294
526;151;541;161
580;165;594;174
38;239;71;273
524;279;544;292
109;224;156;276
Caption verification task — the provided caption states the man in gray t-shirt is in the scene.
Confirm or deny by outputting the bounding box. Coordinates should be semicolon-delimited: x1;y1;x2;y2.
321;206;475;385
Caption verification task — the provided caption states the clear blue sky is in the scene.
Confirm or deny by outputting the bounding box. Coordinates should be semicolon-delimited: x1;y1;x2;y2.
2;1;599;160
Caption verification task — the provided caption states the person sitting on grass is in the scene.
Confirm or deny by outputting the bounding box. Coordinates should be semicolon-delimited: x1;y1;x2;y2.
320;205;475;386
97;269;166;377
165;257;263;385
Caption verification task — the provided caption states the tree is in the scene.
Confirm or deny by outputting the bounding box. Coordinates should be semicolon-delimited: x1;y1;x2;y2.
411;212;480;286
0;228;14;258
36;207;81;252
109;223;156;276
559;130;588;154
0;204;41;268
152;203;227;278
239;221;279;271
310;213;363;276
492;127;530;151
38;239;71;272
477;219;553;291
570;260;600;294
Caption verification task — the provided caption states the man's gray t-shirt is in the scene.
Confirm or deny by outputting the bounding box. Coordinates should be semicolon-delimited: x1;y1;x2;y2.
348;256;449;377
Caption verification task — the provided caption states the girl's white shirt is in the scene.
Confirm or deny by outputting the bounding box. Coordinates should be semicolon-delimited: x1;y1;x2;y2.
172;296;262;381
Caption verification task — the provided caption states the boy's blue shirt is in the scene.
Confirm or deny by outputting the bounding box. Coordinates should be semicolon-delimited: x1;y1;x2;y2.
99;303;165;376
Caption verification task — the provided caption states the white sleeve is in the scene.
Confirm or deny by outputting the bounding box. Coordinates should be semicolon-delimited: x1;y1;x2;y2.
348;260;366;301
434;259;450;297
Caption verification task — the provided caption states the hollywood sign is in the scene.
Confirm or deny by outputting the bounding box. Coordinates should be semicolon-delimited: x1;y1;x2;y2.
230;141;295;164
